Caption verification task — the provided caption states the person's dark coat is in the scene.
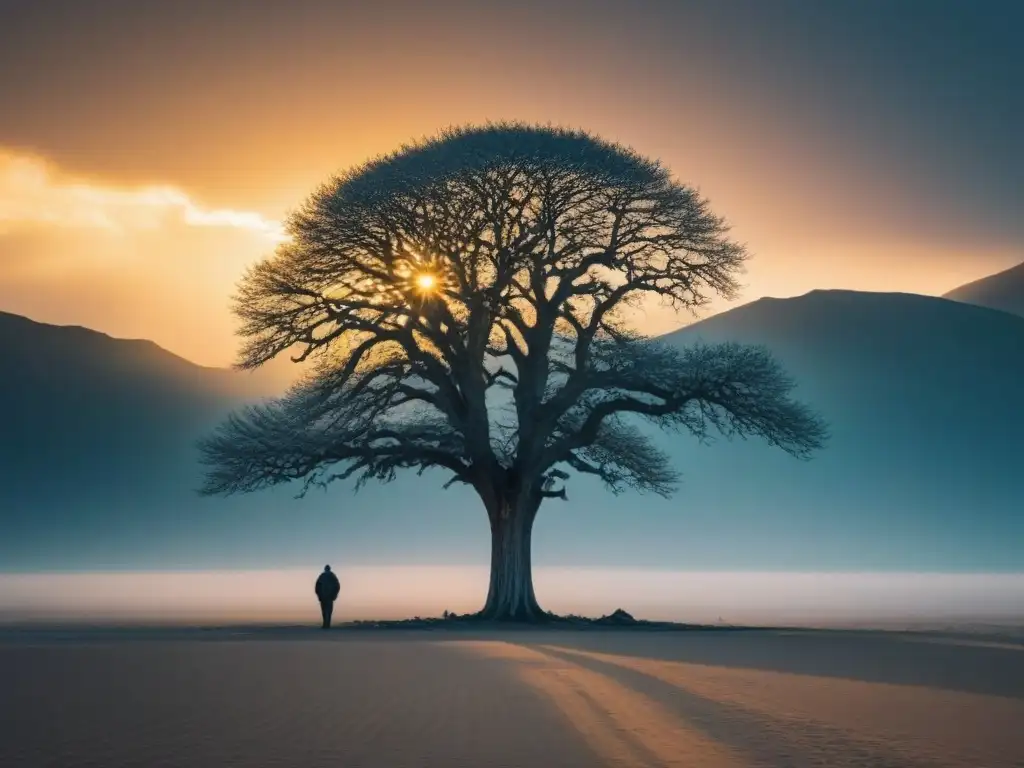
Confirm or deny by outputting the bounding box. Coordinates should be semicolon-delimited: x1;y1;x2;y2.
315;569;340;603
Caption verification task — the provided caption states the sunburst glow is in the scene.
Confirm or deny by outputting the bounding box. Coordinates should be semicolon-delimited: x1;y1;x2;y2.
415;272;437;292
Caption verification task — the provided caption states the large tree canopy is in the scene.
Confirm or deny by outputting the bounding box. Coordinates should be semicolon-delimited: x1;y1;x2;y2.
200;124;826;620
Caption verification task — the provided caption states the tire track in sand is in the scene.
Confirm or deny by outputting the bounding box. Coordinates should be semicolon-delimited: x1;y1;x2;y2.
451;641;747;768
539;644;1024;768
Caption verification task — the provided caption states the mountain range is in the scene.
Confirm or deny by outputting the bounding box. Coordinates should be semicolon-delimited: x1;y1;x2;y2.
1;262;1022;572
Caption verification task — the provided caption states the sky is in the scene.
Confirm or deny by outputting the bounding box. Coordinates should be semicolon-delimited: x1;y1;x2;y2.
1;0;1021;366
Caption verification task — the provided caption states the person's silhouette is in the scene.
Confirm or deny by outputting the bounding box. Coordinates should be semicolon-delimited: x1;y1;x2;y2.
314;565;341;629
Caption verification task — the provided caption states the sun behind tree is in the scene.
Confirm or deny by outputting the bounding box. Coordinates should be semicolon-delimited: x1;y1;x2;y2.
199;123;827;621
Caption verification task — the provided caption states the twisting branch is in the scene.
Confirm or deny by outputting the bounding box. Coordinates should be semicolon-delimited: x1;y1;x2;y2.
199;360;471;496
538;340;828;488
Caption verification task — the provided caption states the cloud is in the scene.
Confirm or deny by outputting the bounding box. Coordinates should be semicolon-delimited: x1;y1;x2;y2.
0;148;287;241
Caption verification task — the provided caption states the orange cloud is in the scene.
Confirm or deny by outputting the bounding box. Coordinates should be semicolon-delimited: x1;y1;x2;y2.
0;148;286;241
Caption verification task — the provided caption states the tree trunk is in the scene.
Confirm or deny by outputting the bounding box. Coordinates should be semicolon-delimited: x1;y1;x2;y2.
479;493;545;621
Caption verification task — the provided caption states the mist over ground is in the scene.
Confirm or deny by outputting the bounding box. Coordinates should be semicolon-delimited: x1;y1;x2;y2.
2;568;1022;630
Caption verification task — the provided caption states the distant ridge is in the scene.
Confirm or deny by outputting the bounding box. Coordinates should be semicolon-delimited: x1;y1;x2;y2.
0;308;290;569
943;261;1024;318
653;288;1024;570
0;308;261;481
0;310;284;397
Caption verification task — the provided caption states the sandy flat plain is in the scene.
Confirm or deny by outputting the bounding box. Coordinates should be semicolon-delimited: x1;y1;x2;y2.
2;626;1023;768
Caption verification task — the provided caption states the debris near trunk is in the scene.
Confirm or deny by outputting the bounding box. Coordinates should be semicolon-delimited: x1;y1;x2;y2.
595;608;638;625
341;607;749;631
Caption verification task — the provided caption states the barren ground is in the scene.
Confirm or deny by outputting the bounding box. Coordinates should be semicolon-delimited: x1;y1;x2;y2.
2;626;1022;767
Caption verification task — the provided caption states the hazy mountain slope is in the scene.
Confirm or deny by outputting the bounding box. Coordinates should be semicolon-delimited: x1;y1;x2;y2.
0;311;279;478
0;311;486;571
944;261;1024;318
0;312;302;569
606;290;1024;570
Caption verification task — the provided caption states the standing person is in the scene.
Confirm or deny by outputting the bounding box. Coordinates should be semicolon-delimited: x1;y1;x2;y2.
314;565;340;629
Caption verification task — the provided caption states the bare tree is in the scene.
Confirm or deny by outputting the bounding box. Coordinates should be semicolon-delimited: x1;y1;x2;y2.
199;124;827;621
